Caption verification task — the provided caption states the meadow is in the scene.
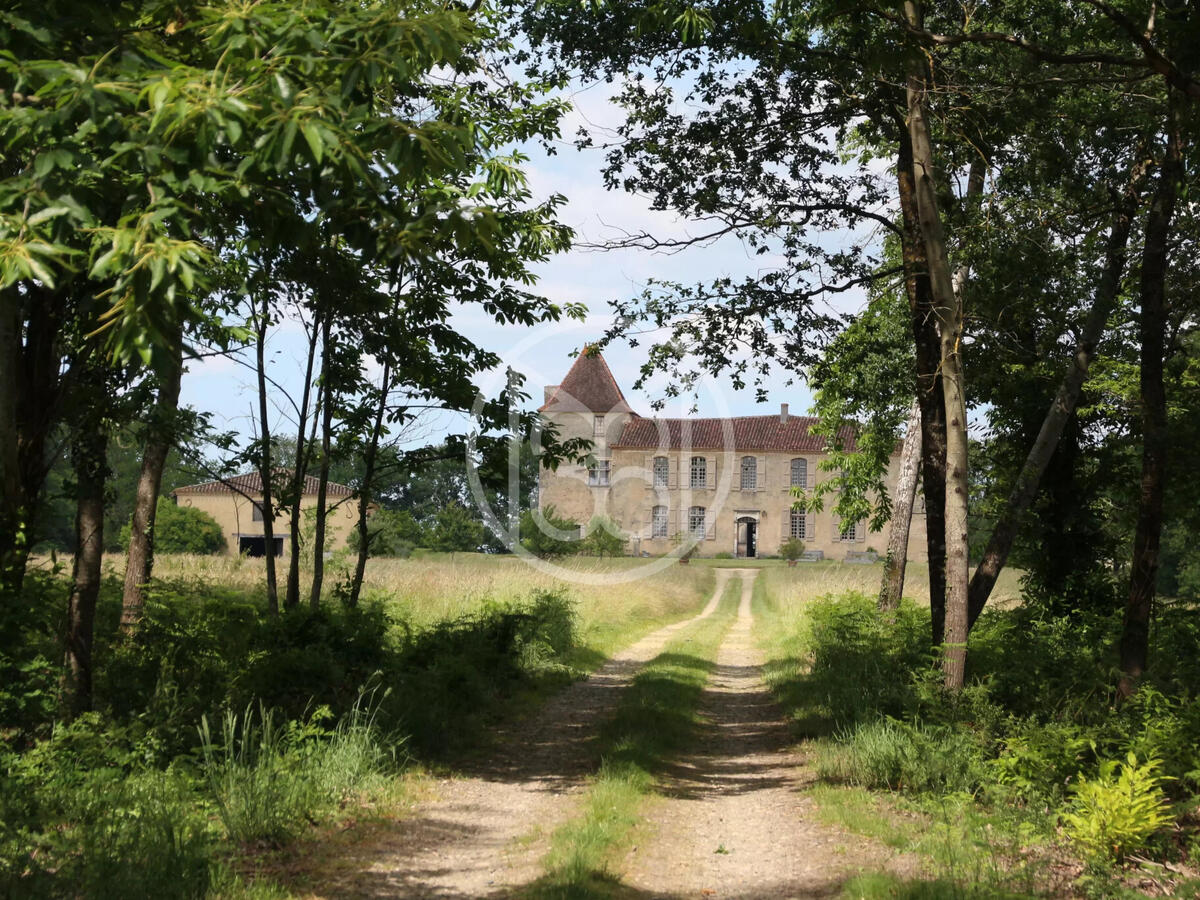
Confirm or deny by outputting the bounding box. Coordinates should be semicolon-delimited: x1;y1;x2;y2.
99;550;717;660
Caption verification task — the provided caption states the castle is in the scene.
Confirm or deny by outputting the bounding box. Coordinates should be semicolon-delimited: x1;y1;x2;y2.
536;349;927;560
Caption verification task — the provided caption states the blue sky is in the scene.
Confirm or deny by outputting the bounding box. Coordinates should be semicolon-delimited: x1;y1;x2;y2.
179;78;876;451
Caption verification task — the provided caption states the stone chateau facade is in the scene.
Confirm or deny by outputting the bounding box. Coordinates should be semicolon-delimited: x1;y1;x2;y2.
537;350;928;560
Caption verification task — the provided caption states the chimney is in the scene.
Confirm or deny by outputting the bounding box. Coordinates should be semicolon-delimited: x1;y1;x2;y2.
780;402;789;425
544;385;559;404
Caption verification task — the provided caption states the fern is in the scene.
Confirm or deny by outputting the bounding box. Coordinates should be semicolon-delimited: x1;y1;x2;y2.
1062;753;1172;863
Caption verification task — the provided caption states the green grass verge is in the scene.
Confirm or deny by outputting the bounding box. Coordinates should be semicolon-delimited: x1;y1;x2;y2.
811;784;1050;899
522;576;743;899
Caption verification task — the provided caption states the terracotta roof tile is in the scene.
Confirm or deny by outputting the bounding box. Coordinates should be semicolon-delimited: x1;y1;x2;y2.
539;348;634;414
173;470;354;498
612;415;856;453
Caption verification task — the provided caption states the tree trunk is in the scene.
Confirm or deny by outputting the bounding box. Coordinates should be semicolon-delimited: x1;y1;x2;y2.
254;293;279;615
895;103;947;647
284;318;321;610
0;291;23;598
63;385;108;719
1119;104;1182;697
348;358;391;609
904;1;971;691
1;286;64;599
967;159;1147;628
879;398;922;610
310;320;334;610
120;328;184;633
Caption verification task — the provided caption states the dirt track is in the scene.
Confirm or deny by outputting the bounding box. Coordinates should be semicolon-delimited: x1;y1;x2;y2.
314;569;737;898
615;569;909;898
309;569;908;898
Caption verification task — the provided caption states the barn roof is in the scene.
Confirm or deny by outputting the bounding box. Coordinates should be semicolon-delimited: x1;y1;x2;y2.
612;414;855;453
539;347;634;414
173;470;354;498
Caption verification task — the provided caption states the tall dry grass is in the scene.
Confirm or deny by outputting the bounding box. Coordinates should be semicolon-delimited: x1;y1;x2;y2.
759;560;1024;610
107;551;717;662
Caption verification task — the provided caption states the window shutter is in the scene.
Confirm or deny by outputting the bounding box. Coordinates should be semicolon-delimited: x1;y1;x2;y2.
706;456;716;490
669;457;678;490
705;514;715;541
781;512;790;541
807;513;816;541
757;456;766;491
668;507;677;537
642;508;652;540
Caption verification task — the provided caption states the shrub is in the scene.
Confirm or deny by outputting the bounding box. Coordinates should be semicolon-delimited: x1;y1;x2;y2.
349;508;422;557
1;716;212;899
583;515;626;557
120;498;226;555
427;503;486;553
779;537;804;561
520;505;579;559
1062;753;1173;863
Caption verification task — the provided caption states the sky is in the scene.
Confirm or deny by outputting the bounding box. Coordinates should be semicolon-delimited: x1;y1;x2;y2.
178;76;878;453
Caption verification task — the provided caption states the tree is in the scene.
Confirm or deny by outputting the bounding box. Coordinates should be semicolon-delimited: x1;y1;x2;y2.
518;0;1200;691
520;506;579;559
1;0;594;712
584;516;626;557
349;508;423;558
428;503;486;555
122;498;225;555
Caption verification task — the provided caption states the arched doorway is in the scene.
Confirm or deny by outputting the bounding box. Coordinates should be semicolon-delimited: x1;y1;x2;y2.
735;515;758;558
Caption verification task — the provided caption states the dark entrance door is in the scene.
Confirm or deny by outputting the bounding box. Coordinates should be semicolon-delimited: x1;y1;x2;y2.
239;536;284;557
736;517;758;558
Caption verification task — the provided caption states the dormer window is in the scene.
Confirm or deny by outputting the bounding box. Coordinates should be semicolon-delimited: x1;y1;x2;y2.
593;415;605;436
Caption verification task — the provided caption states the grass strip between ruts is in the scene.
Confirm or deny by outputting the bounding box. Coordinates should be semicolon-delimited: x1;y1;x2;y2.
521;574;745;899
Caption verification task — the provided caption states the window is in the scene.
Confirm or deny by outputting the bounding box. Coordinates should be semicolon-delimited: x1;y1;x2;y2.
593;415;605;436
653;456;669;488
251;502;264;523
839;520;861;542
740;456;757;491
688;506;706;538
790;457;808;487
588;459;610;486
789;511;807;539
652;505;668;538
690;456;707;489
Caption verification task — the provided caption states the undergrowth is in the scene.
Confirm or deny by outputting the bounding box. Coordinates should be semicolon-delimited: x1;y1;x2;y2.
754;584;1200;897
0;574;593;898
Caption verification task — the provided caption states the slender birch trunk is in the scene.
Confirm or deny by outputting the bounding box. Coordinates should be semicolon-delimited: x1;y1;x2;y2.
120;327;184;633
63;376;108;718
904;0;971;691
254;290;279;616
348;358;391;609
879;398;922;610
310;320;334;609
967;158;1148;628
284;317;320;610
1120;103;1183;696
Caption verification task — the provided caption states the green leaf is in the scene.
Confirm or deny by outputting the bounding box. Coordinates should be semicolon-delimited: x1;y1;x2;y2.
301;121;324;163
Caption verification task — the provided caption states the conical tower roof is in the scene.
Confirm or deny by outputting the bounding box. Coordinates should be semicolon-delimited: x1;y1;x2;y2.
539;347;634;414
